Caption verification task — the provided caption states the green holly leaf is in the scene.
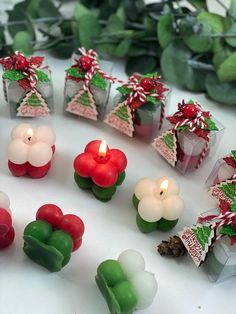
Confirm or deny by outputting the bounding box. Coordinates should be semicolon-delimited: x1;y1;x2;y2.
232;150;236;162
204;118;219;131
3;69;25;81
146;95;157;104
35;70;50;82
90;72;107;90
66;67;85;79
142;72;160;79
117;86;131;96
230;203;236;213
175;125;188;132
220;225;236;237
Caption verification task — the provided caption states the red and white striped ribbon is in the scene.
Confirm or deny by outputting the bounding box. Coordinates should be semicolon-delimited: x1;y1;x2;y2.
198;211;236;240
78;47;124;92
2;78;8;102
196;141;209;169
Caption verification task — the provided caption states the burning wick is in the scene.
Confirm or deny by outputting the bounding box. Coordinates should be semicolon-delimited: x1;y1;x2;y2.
98;140;107;158
27;128;34;143
160;179;168;196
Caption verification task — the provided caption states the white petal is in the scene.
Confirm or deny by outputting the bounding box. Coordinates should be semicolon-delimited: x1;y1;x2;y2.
118;250;145;278
28;142;53;167
162;195;184;220
34;126;56;146
138;196;163;222
130;271;158;309
7;139;29;164
134;178;156;200
11;123;32;139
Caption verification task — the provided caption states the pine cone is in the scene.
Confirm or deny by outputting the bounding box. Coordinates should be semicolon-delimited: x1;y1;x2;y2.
157;235;186;257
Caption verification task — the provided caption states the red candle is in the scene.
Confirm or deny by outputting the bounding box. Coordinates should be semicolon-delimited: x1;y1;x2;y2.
0;192;15;249
74;140;127;188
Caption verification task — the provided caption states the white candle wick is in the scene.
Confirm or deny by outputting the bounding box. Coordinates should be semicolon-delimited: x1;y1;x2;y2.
160;179;168;196
26;128;34;143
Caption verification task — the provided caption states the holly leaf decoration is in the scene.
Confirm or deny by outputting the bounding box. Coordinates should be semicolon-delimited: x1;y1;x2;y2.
220;225;236;237
90;71;107;90
3;69;25;81
30;56;44;66
232;150;236;162
204;118;219;131
146;95;158;105
66;67;85;79
35;70;50;82
175;125;188;132
142;72;160;79
117;85;131;96
230;203;236;213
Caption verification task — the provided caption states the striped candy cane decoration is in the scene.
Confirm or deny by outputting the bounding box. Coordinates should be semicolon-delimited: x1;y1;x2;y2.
196;141;209;169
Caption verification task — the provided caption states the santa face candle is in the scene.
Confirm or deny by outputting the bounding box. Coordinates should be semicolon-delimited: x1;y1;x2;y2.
23;204;84;272
96;249;158;313
7;123;56;178
0;191;15;249
179;201;236;281
74;140;127;202
153;100;224;174
0;51;53;118
104;73;169;142
64;48;114;121
133;176;184;233
206;151;236;204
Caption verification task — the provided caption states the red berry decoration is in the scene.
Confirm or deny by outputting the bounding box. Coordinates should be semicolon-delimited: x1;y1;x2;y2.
78;56;93;71
14;54;29;70
36;204;63;229
182;104;199;119
140;78;153;91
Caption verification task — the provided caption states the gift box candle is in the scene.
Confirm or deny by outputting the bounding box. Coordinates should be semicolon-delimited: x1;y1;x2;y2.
64;47;117;120
0;51;53;118
179;200;236;281
133;176;184;233
153;100;224;174
206;151;236;204
23;204;84;272
7;123;56;178
104;73;169;141
0;191;15;249
74;140;127;202
96;249;158;313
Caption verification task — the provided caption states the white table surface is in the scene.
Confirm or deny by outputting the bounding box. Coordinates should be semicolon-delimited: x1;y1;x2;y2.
0;51;236;314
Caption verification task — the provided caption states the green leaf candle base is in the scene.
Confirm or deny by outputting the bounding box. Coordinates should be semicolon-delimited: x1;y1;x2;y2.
133;194;179;233
74;172;126;202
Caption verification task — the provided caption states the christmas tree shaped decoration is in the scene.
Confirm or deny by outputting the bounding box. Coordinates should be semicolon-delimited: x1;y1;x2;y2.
17;89;50;117
104;102;134;137
209;179;236;204
152;130;177;167
178;223;215;266
66;89;98;120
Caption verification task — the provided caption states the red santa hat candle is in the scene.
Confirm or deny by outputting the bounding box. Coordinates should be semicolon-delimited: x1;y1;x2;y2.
7;123;56;178
0;191;15;249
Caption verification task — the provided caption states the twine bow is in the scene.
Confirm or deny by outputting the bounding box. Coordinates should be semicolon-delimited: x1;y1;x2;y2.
77;47;124;92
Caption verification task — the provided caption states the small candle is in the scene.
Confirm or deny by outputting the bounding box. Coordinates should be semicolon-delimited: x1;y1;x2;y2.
96;249;157;312
74;140;127;201
0;191;15;249
133;176;184;232
23;204;84;272
7;123;56;178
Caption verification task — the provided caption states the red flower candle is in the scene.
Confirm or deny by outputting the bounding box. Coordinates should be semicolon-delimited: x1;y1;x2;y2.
74;140;127;201
0;192;15;249
7;123;56;178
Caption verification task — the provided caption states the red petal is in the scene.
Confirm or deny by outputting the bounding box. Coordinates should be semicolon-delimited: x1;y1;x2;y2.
29;56;44;67
166;115;183;125
18;78;31;90
194;129;209;141
223;156;236;169
219;199;231;214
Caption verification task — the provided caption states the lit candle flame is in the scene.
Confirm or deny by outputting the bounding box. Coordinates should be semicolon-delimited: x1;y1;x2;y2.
27;128;34;142
160;179;168;195
99;140;107;157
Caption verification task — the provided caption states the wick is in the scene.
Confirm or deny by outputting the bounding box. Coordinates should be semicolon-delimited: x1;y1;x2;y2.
28;137;31;142
160;191;164;196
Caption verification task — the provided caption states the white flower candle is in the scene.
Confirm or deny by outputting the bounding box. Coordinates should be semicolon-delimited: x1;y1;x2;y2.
133;176;184;232
7;123;56;178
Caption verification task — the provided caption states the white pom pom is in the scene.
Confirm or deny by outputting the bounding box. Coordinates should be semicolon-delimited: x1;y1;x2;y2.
34;126;56;146
130;271;158;309
118;250;145;278
0;191;10;210
156;176;179;196
134;178;156;200
7;139;29;164
162;195;184;220
28;142;53;167
138;196;163;222
11;123;32;139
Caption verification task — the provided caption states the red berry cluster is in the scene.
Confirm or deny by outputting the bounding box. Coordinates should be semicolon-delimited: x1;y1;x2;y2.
78;56;93;71
180;103;199;119
36;204;84;251
14;54;29;71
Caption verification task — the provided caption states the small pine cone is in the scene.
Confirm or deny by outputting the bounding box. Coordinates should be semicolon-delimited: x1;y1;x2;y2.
157;235;186;257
